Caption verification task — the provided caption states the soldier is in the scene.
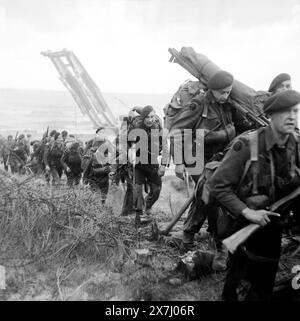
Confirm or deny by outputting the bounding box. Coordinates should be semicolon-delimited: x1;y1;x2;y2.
61;141;83;186
44;132;64;185
208;90;300;301
109;114;137;216
268;73;292;95
8;134;29;174
83;135;111;204
171;71;242;270
0;135;8;171
127;105;168;219
4;135;13;172
61;130;68;143
29;140;45;175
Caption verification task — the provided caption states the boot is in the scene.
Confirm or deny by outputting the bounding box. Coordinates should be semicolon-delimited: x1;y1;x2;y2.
212;244;228;272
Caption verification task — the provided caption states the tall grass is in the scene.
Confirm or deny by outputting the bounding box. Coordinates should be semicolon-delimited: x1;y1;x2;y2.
0;170;129;269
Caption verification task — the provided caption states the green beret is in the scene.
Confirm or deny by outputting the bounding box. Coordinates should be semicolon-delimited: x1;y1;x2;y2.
207;71;234;90
263;89;300;114
268;73;291;93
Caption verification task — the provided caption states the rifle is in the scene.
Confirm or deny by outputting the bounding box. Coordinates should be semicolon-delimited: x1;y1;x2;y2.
42;126;49;143
223;186;300;253
130;144;140;228
159;171;206;236
229;98;269;128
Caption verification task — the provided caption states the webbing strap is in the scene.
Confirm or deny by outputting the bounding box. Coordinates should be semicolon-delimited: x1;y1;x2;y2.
249;131;259;195
268;150;276;203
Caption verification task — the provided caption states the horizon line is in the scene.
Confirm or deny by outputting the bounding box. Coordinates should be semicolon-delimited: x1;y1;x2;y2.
0;87;173;96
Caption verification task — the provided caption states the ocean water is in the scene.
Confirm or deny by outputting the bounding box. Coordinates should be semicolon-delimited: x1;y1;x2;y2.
0;89;172;141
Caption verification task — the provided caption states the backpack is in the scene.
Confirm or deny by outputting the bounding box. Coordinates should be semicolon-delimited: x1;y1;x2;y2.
163;80;205;130
49;141;64;158
200;130;259;239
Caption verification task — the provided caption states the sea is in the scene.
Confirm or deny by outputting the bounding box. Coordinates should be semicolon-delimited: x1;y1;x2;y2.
0;89;172;142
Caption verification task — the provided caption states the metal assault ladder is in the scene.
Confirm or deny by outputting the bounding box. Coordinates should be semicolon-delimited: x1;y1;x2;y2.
41;49;117;129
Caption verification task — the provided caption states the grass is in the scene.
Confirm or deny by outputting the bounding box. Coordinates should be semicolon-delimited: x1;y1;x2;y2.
0;168;222;301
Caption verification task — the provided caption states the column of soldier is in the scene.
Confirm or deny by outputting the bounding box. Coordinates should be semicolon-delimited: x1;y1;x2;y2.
1;72;300;301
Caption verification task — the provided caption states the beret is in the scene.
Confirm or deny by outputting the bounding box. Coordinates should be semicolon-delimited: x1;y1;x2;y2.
140;105;154;119
207;70;234;90
268;73;291;92
96;127;105;134
263;89;300;114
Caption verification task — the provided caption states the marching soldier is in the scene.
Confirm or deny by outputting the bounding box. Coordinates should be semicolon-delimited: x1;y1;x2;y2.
82;135;112;204
208;90;300;300
127;105;168;220
61;141;83;186
171;71;241;270
44;132;64;185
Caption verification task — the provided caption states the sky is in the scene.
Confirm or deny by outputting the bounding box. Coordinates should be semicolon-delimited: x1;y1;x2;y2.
1;0;300;94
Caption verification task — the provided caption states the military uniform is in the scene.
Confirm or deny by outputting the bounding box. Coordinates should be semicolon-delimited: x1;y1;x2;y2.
208;90;300;300
61;143;82;186
83;139;111;204
0;137;9;171
111;129;137;216
175;90;237;251
128;110;167;216
43;140;64;184
8;137;29;174
29;141;45;175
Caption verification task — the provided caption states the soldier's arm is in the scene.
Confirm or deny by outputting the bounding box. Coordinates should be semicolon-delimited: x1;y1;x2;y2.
208;138;251;218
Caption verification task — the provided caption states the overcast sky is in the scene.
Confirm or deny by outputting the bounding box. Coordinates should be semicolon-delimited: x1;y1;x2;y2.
1;0;300;93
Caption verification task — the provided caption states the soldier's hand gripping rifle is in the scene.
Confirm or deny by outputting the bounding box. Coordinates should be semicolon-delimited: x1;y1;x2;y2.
223;186;300;253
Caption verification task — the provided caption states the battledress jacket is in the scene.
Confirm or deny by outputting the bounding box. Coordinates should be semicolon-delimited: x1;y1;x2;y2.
168;90;238;165
208;125;300;219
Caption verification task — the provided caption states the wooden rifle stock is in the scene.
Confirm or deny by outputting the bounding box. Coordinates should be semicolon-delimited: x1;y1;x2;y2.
223;187;300;253
160;193;194;236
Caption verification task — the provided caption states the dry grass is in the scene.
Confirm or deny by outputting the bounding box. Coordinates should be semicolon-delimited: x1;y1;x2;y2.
0;169;222;301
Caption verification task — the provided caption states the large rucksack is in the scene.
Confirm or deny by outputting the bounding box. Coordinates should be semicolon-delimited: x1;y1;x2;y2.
163;80;206;130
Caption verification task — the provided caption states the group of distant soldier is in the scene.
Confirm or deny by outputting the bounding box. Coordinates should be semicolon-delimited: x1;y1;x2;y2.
0;128;113;204
1;70;300;301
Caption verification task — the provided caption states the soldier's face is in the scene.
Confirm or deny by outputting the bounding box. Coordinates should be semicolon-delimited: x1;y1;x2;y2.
97;129;106;140
271;104;299;135
275;80;292;93
211;85;232;104
144;111;156;127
